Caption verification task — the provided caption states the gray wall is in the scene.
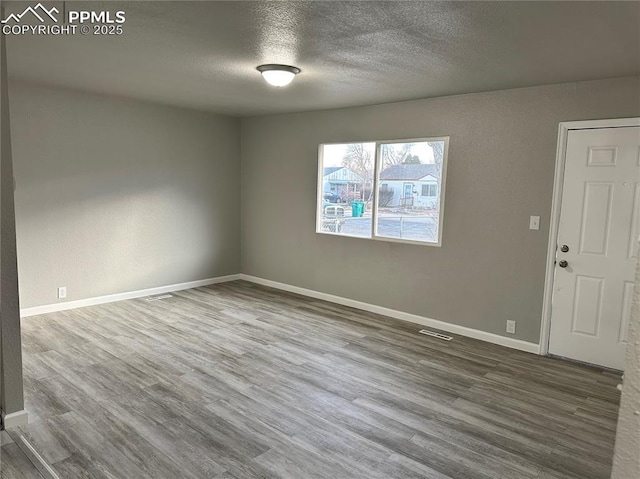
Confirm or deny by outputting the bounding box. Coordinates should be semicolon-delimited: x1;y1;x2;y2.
241;76;640;344
10;82;240;309
1;19;25;419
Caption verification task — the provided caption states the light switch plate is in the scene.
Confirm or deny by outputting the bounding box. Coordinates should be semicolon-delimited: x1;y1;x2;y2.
529;216;540;230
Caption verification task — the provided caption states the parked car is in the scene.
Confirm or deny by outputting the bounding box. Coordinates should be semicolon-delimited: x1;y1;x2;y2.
323;192;342;203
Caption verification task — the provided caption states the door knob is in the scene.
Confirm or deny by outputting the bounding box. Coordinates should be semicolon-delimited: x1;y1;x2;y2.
560;245;569;253
558;260;568;268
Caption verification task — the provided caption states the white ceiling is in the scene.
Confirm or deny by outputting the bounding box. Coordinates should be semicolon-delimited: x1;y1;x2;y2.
6;1;640;117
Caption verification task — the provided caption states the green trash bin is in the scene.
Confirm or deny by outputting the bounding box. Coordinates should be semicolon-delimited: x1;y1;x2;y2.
350;202;359;217
351;201;365;217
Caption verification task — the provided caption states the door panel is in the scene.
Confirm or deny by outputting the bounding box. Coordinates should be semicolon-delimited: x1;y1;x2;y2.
549;126;640;370
579;182;613;255
570;275;603;336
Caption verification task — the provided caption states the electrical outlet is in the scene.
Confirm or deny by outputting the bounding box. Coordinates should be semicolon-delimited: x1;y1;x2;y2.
506;320;516;334
57;287;67;299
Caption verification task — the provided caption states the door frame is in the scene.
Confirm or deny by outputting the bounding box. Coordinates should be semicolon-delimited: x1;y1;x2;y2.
539;117;640;356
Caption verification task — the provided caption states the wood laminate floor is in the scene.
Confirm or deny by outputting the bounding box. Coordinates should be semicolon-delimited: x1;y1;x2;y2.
7;281;621;479
0;431;44;479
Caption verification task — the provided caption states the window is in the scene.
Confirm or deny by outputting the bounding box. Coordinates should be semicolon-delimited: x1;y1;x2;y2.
317;137;449;245
421;184;437;197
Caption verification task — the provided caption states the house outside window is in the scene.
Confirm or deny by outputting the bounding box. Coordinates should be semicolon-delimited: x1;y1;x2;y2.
317;138;449;246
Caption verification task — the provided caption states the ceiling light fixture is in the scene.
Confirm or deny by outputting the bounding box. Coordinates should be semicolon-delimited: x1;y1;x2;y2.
257;64;300;87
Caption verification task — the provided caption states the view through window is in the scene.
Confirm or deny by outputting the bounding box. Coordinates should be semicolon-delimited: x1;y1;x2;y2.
317;138;448;245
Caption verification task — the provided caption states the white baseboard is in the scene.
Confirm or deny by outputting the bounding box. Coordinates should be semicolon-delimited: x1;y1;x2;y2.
19;272;540;355
20;274;242;318
2;409;29;428
240;274;541;355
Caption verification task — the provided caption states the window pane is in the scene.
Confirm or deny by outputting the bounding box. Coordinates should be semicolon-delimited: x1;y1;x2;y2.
318;143;375;238
375;140;445;243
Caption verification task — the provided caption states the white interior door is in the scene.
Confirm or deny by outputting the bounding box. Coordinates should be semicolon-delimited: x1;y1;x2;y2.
549;126;640;370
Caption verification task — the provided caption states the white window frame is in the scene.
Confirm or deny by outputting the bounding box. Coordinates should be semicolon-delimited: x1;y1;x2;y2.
316;136;449;247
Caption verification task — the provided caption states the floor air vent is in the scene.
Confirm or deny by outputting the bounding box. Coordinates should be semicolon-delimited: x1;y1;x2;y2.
419;329;452;341
146;294;173;301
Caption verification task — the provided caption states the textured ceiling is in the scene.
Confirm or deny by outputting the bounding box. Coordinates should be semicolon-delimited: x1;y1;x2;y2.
5;1;640;117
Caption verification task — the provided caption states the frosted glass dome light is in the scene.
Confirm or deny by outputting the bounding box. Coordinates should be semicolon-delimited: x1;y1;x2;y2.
257;64;301;87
